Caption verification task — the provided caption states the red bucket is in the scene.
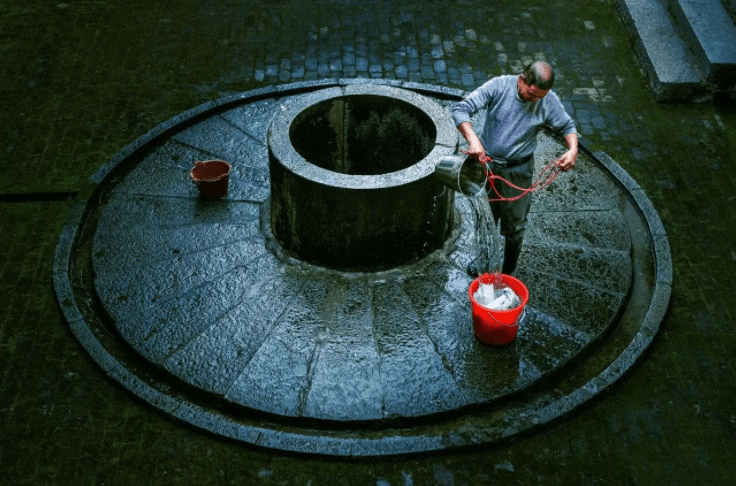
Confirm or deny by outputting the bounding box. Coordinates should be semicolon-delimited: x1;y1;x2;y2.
468;273;529;346
190;160;231;198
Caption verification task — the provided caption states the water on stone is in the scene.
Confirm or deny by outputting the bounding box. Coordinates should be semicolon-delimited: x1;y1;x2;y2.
468;194;500;275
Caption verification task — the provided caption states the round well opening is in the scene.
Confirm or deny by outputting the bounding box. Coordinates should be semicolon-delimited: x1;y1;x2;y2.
289;95;436;176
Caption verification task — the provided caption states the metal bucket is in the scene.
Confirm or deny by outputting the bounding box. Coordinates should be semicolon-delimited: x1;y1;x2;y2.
434;154;487;197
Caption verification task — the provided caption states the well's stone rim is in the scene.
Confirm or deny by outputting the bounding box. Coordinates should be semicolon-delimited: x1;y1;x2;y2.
268;84;457;190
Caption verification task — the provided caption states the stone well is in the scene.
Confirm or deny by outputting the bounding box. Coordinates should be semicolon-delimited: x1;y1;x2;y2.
267;85;458;270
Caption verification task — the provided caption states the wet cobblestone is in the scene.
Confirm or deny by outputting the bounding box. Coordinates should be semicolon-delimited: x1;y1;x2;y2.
1;0;735;484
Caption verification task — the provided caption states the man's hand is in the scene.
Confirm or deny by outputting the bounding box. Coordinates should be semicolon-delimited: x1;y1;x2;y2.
555;150;577;171
555;133;579;171
465;140;491;163
458;122;491;163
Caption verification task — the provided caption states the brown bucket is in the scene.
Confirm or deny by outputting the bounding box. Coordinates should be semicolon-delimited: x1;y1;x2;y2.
190;160;231;198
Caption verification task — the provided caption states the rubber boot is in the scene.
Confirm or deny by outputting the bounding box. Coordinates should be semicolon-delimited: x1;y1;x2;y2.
502;240;523;276
467;253;485;277
466;260;479;278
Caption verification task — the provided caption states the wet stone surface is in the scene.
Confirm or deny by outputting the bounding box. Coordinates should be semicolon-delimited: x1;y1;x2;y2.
90;84;635;423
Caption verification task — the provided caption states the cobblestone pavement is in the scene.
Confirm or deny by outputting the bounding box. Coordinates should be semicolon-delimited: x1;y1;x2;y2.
1;1;734;484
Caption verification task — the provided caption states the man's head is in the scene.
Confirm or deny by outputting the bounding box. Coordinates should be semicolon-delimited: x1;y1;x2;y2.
518;61;554;102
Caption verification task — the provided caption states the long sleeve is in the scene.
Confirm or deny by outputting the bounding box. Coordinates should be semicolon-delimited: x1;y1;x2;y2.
542;91;577;137
452;78;497;127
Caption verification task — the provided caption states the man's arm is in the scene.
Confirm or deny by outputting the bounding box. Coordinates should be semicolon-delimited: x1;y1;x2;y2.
555;133;578;171
540;90;578;171
457;122;490;162
453;78;498;162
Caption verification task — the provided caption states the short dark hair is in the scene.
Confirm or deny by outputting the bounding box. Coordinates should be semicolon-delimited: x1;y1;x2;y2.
521;61;555;90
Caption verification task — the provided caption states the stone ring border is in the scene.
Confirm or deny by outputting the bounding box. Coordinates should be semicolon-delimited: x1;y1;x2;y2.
52;79;672;457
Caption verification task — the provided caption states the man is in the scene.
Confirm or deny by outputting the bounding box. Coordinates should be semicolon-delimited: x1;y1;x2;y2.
452;61;578;276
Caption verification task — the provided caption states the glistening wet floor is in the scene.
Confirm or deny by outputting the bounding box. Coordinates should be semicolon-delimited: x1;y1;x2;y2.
56;80;670;456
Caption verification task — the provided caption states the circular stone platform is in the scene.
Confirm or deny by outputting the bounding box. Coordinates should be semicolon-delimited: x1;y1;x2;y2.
53;80;671;456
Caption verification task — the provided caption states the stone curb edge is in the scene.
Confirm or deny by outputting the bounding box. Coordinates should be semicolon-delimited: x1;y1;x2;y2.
52;79;672;457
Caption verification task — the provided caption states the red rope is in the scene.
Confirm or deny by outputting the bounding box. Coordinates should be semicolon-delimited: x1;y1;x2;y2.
462;151;563;202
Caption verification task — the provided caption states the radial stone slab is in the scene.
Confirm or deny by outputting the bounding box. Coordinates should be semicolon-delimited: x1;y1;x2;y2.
54;80;671;457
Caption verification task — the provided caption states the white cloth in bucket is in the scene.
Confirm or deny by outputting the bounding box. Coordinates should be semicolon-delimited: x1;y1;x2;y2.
474;282;520;310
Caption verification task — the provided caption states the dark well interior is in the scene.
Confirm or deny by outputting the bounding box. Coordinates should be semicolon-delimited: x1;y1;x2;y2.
289;95;436;175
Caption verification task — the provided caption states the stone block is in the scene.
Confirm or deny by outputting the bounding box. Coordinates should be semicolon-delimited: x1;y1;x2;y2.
616;0;702;101
667;0;736;87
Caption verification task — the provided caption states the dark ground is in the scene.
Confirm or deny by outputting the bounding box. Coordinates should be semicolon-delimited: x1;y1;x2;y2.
1;1;735;484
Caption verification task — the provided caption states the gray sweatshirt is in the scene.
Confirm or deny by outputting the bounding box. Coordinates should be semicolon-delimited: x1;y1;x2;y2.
452;75;577;160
